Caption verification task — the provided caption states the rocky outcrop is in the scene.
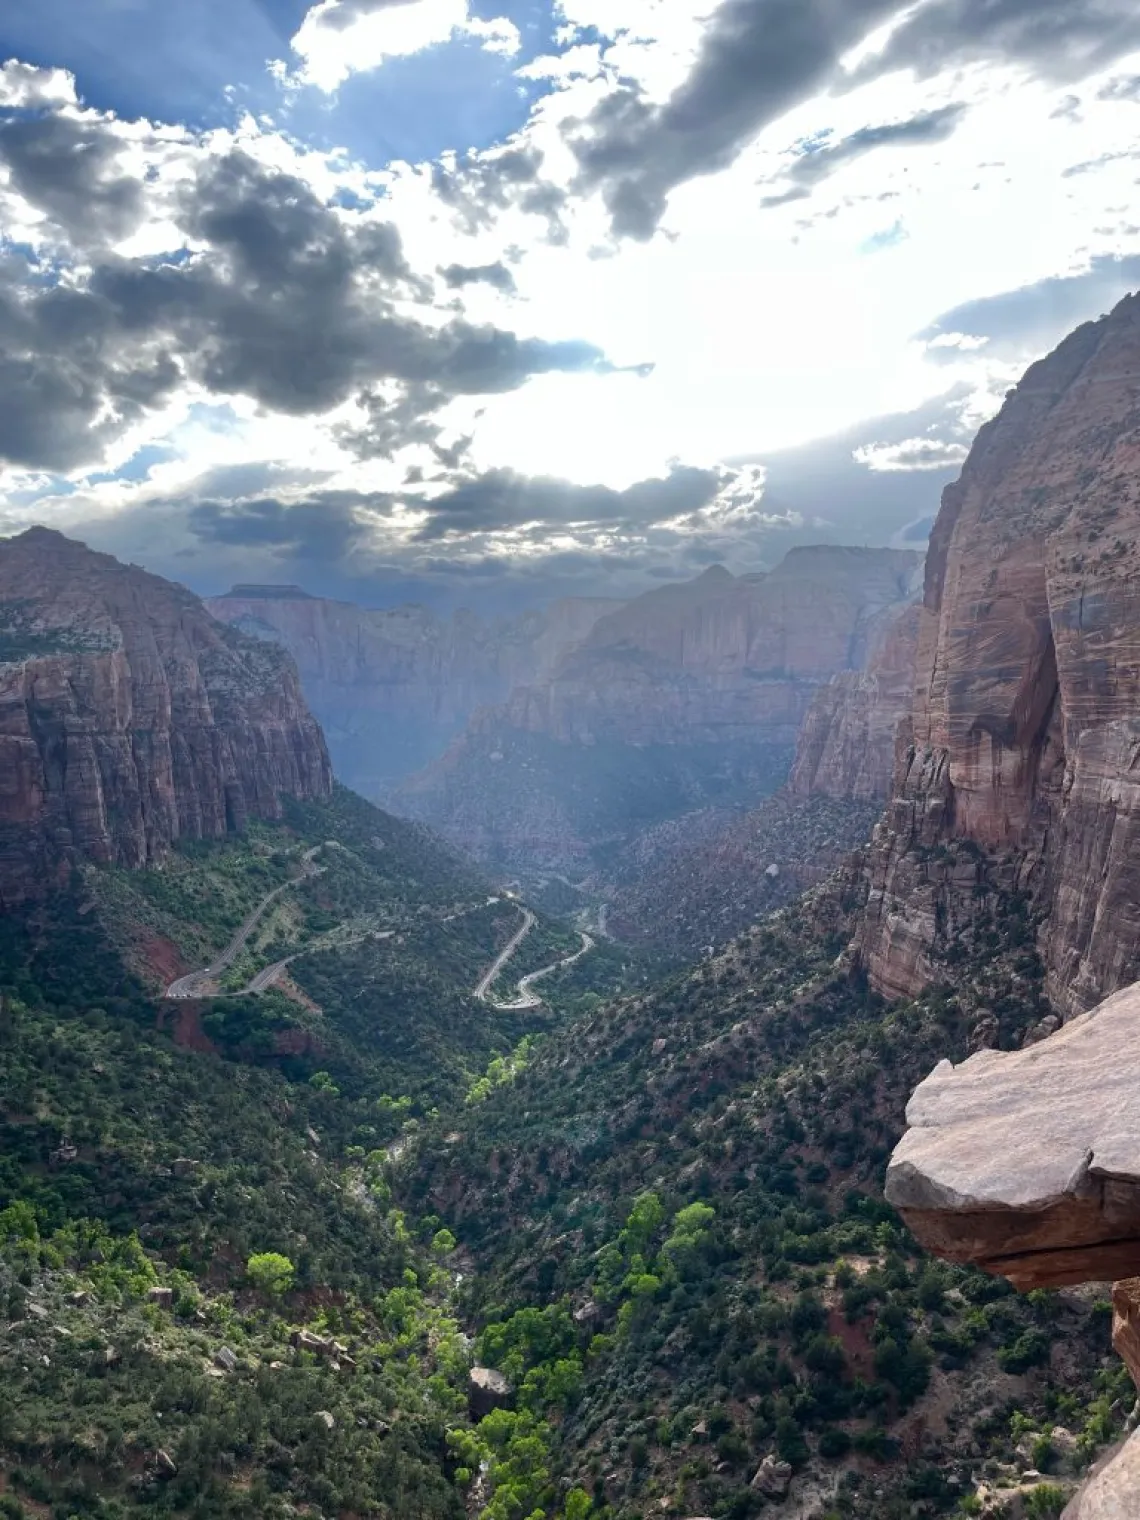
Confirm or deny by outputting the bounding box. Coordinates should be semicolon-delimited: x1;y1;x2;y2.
789;603;921;801
887;981;1140;1511
858;293;1140;1015
885;981;1140;1290
1063;1428;1140;1519
397;548;921;868
0;528;331;906
206;586;619;793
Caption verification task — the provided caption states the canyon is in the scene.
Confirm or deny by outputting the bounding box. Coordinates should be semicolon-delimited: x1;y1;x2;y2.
206;585;619;795
0;528;331;907
395;546;922;872
857;292;1140;1018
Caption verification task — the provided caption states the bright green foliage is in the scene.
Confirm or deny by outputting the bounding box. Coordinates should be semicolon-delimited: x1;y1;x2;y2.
619;1190;664;1255
661;1200;715;1259
432;1227;458;1256
246;1251;296;1295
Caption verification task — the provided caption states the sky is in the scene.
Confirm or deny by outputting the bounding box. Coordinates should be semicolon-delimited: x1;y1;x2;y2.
1;0;1140;610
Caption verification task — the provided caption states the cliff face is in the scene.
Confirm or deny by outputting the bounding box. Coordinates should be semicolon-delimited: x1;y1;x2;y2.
499;549;923;748
205;588;619;792
397;548;921;869
858;294;1140;1015
788;601;921;801
0;529;331;906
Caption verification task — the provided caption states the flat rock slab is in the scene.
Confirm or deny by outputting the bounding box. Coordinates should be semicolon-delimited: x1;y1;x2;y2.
1062;1428;1140;1518
885;983;1140;1289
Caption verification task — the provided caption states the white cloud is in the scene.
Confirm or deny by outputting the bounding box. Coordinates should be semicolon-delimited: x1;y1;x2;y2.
286;0;520;92
0;59;77;108
854;437;970;471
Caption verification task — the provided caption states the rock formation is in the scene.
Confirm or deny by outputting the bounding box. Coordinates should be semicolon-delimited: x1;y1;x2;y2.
858;293;1140;1016
206;586;619;793
885;981;1140;1290
0;528;331;906
887;982;1140;1513
397;548;921;869
788;602;921;801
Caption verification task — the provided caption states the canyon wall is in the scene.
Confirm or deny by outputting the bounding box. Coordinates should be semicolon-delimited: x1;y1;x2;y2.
397;548;922;870
857;292;1140;1016
206;586;619;793
788;601;921;801
0;529;332;906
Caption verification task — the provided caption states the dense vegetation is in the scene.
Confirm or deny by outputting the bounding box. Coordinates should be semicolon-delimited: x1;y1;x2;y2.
0;789;1129;1519
403;882;1127;1519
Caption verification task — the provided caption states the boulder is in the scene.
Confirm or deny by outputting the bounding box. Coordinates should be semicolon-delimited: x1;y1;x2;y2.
884;983;1140;1289
214;1346;239;1373
147;1286;174;1309
750;1455;792;1497
469;1366;513;1420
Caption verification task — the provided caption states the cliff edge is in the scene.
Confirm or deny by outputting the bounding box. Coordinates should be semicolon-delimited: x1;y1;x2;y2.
0;528;331;904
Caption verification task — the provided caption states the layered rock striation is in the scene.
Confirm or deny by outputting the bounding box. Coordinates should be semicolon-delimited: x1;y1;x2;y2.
206;586;619;793
0;529;331;905
858;293;1140;1015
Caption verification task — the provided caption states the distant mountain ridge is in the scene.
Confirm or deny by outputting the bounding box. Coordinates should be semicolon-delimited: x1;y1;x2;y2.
396;546;923;871
206;585;621;793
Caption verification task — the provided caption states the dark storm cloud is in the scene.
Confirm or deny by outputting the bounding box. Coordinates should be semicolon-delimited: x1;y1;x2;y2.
441;260;518;293
919;254;1140;360
861;0;1140;84
570;0;899;240
0;110;143;242
0;141;606;470
189;492;389;559
411;464;724;539
760;103;966;205
571;0;1140;239
431;144;569;241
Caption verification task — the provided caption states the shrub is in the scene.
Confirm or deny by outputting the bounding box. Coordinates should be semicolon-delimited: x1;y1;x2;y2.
246;1252;295;1296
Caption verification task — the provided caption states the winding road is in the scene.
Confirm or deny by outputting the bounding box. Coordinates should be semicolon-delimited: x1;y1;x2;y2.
474;905;595;1009
164;846;326;1000
165;854;598;1011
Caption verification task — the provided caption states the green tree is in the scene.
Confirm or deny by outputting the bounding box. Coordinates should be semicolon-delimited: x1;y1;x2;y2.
246;1251;295;1296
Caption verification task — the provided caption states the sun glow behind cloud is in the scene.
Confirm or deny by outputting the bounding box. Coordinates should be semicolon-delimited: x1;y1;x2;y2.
3;2;1140;599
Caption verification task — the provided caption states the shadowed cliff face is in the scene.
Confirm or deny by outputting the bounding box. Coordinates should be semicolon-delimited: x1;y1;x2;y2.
396;548;923;870
0;529;332;905
858;291;1140;1016
205;588;620;793
789;601;922;802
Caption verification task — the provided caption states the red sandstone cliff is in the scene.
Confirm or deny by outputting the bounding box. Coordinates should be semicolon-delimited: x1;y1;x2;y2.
205;587;619;792
0;529;332;906
857;292;1140;1015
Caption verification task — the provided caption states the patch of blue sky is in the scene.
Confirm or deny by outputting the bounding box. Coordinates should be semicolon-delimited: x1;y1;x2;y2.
1;0;565;169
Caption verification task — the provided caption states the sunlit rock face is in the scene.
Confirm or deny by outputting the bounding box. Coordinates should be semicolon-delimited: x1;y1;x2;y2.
858;293;1140;1015
0;529;331;906
885;981;1140;1292
206;585;620;793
